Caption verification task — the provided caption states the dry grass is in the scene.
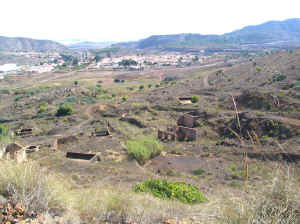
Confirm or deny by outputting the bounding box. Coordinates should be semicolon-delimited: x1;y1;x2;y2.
0;160;73;213
221;167;300;224
0;160;198;223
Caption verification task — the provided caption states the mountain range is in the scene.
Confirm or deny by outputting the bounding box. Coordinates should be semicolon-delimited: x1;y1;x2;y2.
116;18;300;50
0;36;69;52
67;41;116;50
0;18;300;52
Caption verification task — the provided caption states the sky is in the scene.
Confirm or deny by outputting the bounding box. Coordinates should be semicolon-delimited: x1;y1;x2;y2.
1;0;300;44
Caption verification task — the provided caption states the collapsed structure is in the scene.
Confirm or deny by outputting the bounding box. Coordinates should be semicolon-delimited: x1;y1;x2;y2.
0;143;27;163
91;127;110;137
66;152;101;162
15;128;33;137
158;112;201;141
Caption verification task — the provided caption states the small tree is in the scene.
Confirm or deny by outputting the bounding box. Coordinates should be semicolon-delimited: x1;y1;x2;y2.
139;85;144;90
191;96;200;103
148;84;152;88
56;104;73;117
74;80;78;86
72;58;79;66
95;55;102;63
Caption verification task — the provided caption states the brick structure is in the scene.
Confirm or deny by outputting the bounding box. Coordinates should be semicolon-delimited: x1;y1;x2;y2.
91;127;110;137
157;129;176;141
177;126;197;141
177;114;199;128
158;111;204;141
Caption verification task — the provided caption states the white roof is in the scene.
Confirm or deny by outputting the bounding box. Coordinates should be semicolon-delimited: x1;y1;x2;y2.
0;64;20;72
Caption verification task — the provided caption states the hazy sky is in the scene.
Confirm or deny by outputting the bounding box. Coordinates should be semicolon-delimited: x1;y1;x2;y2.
1;0;299;43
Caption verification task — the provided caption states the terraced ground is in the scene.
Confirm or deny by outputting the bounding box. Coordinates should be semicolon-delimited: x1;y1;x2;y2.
0;49;300;223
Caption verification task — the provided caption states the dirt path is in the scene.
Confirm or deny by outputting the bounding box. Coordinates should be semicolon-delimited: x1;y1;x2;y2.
65;103;97;135
203;73;210;88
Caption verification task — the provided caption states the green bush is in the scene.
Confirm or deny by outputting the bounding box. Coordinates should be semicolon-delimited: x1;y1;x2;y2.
0;89;10;94
192;168;205;176
38;101;48;113
256;66;262;72
126;137;163;165
134;179;207;204
191;96;200;103
14;96;24;101
0;124;10;143
0;124;8;137
38;105;47;113
121;96;127;102
139;85;144;90
292;81;300;87
56;104;73;116
273;74;287;82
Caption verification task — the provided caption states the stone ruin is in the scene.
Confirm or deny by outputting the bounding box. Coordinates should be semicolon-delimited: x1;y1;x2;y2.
66;152;101;163
15;128;33;137
0;142;41;163
158;113;200;141
0;143;27;163
177;113;200;128
25;145;40;153
91;127;110;137
178;97;193;104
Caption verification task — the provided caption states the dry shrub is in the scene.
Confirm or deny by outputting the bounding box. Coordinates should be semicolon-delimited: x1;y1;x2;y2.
74;185;189;224
0;160;204;223
222;169;300;224
0;160;73;213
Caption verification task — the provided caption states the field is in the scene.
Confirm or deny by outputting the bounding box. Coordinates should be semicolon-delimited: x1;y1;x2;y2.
0;50;300;223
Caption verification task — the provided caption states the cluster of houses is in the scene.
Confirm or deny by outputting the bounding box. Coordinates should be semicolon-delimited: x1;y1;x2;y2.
92;53;215;70
0;50;226;77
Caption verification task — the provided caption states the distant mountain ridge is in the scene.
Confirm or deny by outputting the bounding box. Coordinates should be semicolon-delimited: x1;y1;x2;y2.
0;36;69;52
116;18;300;50
67;41;115;49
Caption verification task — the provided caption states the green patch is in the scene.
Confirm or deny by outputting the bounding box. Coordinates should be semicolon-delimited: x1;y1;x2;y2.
0;124;10;143
81;97;96;104
191;95;200;103
272;74;287;82
255;66;262;72
0;89;10;94
292;81;300;88
56;104;73;117
134;179;207;204
192;168;206;176
126;137;163;165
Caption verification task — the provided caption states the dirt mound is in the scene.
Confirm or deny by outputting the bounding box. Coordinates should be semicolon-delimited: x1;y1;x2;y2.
235;90;277;110
120;117;146;128
219;112;300;141
57;136;78;146
222;90;300;112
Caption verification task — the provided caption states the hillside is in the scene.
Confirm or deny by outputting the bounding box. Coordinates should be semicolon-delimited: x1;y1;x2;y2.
0;36;69;52
0;47;299;223
116;18;300;50
225;18;300;44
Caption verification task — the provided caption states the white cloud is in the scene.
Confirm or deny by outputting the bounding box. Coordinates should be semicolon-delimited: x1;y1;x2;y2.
1;0;299;42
